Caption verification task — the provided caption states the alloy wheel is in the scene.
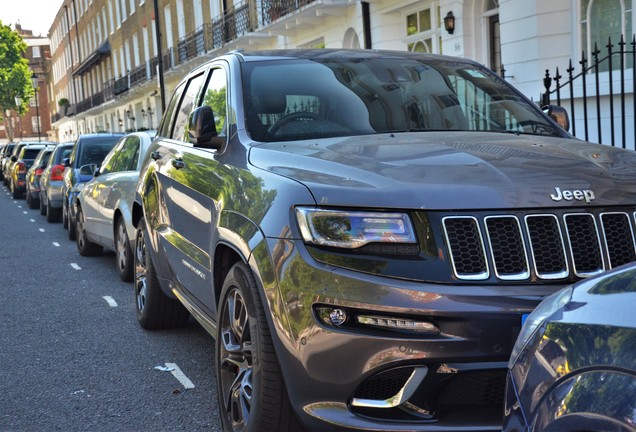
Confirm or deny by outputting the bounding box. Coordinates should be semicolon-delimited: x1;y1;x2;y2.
219;287;253;430
134;230;147;314
116;220;128;273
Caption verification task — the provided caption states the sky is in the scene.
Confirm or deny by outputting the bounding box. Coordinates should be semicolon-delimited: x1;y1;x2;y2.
0;0;64;37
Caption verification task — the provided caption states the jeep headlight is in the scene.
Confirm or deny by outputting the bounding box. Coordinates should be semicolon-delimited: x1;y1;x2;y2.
296;208;416;249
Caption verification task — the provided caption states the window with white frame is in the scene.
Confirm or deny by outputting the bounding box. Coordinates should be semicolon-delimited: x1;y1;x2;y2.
33;46;41;58
31;117;41;133
405;3;443;54
580;0;633;71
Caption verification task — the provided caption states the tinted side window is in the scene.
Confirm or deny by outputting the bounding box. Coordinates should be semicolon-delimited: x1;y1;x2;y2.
200;67;228;137
159;83;186;138
172;73;206;141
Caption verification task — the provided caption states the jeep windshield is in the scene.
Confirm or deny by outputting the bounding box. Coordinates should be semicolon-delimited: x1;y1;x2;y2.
242;56;564;142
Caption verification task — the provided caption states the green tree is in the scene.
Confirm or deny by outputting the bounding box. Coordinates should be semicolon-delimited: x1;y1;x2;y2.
0;22;35;142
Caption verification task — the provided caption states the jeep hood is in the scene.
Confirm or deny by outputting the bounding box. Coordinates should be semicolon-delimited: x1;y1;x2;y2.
248;132;636;209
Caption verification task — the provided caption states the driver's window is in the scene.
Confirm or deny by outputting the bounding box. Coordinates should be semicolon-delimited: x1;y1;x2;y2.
200;67;228;137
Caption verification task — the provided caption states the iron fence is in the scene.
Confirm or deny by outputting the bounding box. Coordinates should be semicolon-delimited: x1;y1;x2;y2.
541;35;636;149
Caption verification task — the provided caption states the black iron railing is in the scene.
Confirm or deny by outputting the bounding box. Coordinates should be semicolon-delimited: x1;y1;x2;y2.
542;35;636;149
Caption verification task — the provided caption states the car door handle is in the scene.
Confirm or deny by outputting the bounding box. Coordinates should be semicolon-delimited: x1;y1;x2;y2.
150;151;163;160
171;159;186;170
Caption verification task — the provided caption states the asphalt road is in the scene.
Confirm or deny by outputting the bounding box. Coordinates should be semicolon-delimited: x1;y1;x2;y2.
0;184;222;431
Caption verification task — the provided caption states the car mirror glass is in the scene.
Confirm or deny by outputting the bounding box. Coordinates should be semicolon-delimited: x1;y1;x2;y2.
188;105;222;150
79;163;97;176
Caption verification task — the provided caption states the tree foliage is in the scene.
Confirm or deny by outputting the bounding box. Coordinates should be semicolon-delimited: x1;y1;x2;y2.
0;22;35;141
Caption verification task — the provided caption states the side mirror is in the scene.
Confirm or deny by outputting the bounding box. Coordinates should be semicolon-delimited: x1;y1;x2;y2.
79;163;97;176
542;105;570;131
188;105;224;150
61;158;70;167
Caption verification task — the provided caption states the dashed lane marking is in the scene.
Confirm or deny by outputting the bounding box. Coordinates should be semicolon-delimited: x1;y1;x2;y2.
39;228;45;232
53;242;60;247
70;263;81;270
30;219;35;222
102;296;118;307
164;363;195;389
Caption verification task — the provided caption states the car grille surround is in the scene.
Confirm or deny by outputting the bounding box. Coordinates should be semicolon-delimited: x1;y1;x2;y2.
442;209;636;282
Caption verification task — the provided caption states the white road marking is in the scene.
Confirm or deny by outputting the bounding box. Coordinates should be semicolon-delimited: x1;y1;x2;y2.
22;211;27;214
164;363;195;389
53;242;60;247
39;228;45;232
70;263;81;270
30;219;35;222
102;296;118;307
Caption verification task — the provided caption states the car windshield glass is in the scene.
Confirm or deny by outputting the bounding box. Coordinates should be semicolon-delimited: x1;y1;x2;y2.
77;139;120;166
242;56;563;142
23;149;43;160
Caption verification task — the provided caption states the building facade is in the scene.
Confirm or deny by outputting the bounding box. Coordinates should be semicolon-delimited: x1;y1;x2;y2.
0;24;51;143
45;0;635;148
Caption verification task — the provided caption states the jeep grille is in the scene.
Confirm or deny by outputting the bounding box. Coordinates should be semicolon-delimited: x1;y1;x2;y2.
443;210;636;281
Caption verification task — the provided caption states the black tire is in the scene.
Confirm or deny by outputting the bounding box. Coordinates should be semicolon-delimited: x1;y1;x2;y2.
217;262;302;432
11;181;20;199
134;217;189;329
115;216;133;282
62;198;68;229
39;194;46;215
28;191;38;209
76;207;103;256
46;200;60;223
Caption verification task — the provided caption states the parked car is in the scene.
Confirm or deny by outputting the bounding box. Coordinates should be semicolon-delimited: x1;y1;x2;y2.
131;49;636;431
504;263;636;432
62;133;124;240
40;142;73;222
25;147;55;209
0;143;16;183
2;141;26;187
8;142;56;199
74;131;155;281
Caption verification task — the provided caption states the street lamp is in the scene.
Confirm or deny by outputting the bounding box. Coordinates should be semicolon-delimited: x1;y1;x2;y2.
147;105;154;129
14;96;23;139
31;74;41;142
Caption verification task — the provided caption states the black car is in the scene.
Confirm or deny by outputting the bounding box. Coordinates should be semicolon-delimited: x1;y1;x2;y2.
26;147;55;209
504;264;636;432
131;49;636;431
62;133;124;240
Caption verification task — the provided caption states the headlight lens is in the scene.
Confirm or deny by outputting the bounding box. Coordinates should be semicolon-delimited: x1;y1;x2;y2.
296;208;416;249
508;286;573;368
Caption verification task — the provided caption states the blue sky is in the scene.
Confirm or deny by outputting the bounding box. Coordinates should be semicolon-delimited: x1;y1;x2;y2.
0;0;64;37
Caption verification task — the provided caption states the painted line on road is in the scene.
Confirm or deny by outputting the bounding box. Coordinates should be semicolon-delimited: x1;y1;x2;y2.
22;211;27;214
30;219;35;222
52;242;60;247
39;228;45;232
70;263;82;270
164;363;195;389
102;296;118;307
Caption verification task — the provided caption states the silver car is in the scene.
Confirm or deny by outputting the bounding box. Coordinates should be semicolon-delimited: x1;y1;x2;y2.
40;142;74;222
74;131;155;281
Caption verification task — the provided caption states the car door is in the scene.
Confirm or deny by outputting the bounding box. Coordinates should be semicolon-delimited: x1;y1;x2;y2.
153;70;218;314
97;135;142;244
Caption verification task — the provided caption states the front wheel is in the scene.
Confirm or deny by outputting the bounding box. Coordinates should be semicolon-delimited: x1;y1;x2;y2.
134;217;189;329
115;216;133;282
216;262;302;432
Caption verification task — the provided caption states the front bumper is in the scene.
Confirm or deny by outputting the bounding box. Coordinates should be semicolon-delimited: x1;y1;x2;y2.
259;237;551;431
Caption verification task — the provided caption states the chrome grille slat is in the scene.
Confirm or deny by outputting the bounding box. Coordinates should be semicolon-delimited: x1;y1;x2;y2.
442;217;489;280
601;212;636;268
443;210;636;282
564;214;604;277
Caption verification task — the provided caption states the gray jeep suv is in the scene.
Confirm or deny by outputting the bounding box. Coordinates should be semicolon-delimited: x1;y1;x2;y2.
132;49;636;432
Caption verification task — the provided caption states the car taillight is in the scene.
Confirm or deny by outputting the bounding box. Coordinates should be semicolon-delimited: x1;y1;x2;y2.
18;162;26;174
35;168;44;176
50;165;65;181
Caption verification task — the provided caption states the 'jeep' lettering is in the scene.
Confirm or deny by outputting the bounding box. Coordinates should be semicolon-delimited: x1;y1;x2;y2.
550;187;595;203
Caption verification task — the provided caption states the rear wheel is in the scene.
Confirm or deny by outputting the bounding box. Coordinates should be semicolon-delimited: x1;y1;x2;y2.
46;200;60;223
76;207;103;256
134;217;189;329
11;181;20;199
62;198;68;228
39;194;46;215
217;262;302;432
67;203;76;240
115;216;133;282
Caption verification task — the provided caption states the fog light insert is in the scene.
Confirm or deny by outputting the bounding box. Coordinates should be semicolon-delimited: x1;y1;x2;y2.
316;307;348;327
356;315;439;334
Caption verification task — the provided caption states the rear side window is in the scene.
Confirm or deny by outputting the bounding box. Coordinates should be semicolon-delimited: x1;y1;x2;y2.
171;73;206;141
22;149;43;160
